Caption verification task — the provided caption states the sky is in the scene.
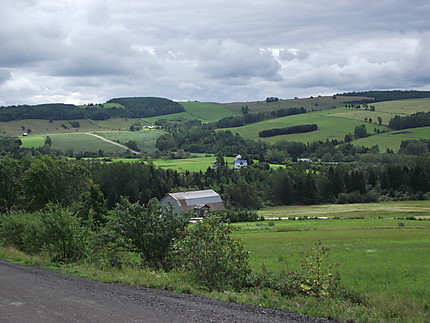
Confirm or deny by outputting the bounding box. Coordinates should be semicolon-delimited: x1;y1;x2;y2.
1;0;430;106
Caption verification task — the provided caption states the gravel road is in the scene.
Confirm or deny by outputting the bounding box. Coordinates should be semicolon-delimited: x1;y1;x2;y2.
0;259;332;323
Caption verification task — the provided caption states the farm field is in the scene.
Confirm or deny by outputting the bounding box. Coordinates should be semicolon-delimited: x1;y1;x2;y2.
48;133;127;154
230;109;390;144
152;156;235;172
0;119;98;136
142;101;240;124
221;96;369;114
374;98;430;115
96;129;166;153
233;201;430;320
354;126;430;152
20;136;46;148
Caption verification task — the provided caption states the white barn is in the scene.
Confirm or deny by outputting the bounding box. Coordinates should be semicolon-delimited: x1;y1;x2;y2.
161;189;225;217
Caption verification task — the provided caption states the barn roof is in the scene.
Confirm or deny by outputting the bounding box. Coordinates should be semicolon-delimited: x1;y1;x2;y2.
164;189;225;212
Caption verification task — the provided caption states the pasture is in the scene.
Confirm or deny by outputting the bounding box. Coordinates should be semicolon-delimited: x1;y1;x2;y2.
231;109;390;144
48;133;127;154
374;98;430;115
354;126;430;152
96;129;166;153
142;101;240;124
233;201;430;320
222;96;368;114
152;156;235;172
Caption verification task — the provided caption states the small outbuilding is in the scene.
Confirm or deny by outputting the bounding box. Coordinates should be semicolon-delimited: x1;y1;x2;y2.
161;189;225;216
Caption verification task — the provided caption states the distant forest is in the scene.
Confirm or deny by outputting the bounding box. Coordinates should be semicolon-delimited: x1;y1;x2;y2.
337;90;430;102
0;97;184;122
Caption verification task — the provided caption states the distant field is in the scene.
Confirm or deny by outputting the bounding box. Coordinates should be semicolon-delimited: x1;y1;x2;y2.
0;119;98;136
354;126;430;152
20;136;45;148
142;101;240;124
153;156;235;172
231;110;390;144
233;201;430;320
326;109;394;125
96;129;166;153
374;98;430;115
91;118;150;131
222;96;369;114
48;133;127;154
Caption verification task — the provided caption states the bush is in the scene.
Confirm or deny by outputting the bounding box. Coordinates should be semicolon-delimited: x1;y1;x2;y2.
0;205;91;262
105;198;190;269
170;215;251;291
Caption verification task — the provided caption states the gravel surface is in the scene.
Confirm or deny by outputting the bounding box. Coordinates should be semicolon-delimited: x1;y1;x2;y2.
0;259;332;323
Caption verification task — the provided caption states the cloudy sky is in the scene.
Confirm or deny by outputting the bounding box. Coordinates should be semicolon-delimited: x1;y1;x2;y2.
1;0;430;105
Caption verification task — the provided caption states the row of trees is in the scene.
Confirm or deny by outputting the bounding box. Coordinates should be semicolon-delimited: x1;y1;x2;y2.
259;124;318;138
1;154;429;216
0;98;184;122
388;112;430;130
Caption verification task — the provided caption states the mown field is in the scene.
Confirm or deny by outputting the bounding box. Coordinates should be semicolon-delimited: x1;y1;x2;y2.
221;96;368;114
230;109;390;144
233;201;430;321
142;101;240;124
354;126;430;152
96;129;166;154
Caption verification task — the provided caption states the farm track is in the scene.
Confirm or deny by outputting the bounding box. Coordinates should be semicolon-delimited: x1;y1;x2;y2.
0;260;330;323
85;133;140;155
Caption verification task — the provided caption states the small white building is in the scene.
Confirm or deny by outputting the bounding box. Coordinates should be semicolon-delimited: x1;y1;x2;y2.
161;189;225;217
233;154;248;169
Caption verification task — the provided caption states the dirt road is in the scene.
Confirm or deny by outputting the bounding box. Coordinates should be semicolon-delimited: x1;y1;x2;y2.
0;259;330;323
85;133;141;155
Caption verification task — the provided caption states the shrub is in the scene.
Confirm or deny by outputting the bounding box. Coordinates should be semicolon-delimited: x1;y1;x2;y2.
171;215;251;291
105;198;190;269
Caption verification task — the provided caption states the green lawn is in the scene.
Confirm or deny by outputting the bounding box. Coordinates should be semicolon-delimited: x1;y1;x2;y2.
20;136;46;148
232;201;430;320
153;156;235;172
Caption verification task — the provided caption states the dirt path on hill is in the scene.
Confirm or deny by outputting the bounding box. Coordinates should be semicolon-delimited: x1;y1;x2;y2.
85;133;140;155
0;259;331;323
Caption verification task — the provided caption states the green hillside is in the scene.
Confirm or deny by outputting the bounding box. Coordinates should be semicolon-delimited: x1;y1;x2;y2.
221;95;369;114
229;109;390;144
353;126;430;152
142;101;240;124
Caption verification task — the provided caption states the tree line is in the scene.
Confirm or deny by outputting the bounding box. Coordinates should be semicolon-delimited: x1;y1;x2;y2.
0;97;184;122
259;124;318;138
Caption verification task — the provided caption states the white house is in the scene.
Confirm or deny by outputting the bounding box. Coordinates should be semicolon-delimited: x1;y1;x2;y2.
233;154;248;169
161;189;225;217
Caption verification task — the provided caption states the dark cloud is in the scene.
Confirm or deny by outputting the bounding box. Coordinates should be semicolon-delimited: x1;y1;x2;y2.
0;0;429;105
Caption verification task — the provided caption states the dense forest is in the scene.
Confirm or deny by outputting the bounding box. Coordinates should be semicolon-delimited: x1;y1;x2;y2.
337;90;430;101
0;97;184;121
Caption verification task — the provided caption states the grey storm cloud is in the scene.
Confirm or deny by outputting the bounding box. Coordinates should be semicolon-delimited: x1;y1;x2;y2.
0;0;429;105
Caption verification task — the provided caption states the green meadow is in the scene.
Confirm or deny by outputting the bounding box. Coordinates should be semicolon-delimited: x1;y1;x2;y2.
221;95;367;114
230;109;390;144
152;156;235;172
48;133;127;154
142;101;240;124
374;98;430;115
232;201;430;321
354;126;430;152
96;129;166;153
20;136;46;148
